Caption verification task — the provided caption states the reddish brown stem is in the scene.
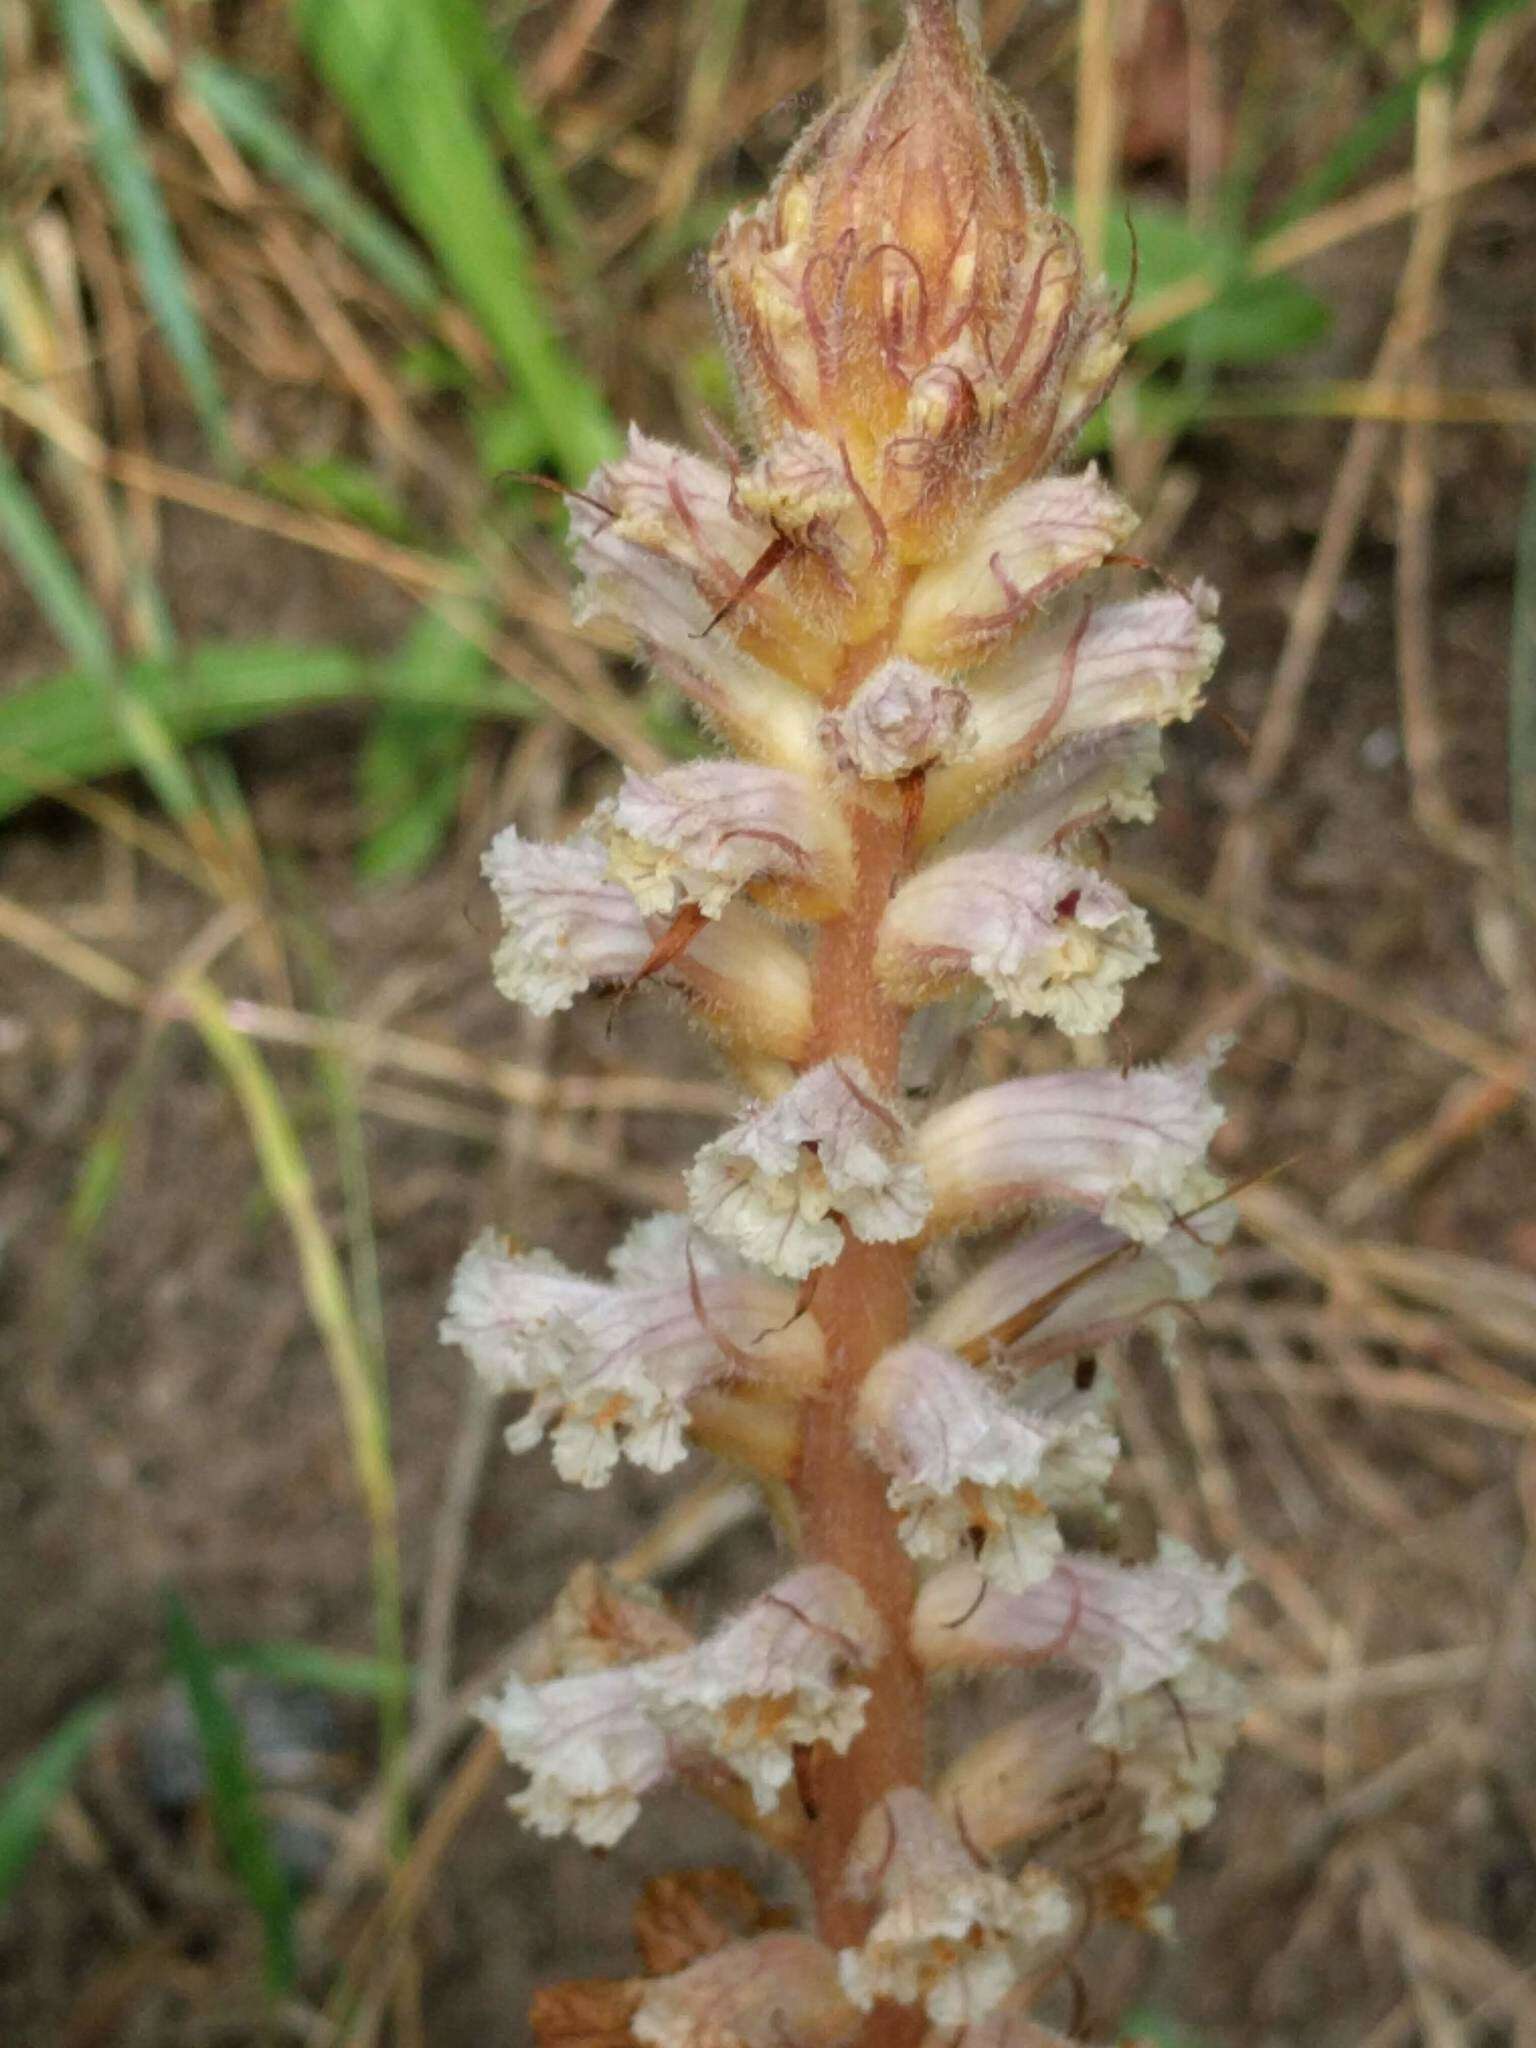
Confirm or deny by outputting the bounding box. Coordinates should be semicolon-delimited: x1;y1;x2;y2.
796;802;928;2048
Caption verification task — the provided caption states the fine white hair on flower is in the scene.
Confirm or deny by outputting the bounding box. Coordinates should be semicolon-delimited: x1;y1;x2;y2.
687;1059;932;1279
597;759;851;921
897;469;1140;668
479;1664;674;1849
856;1342;1117;1591
439;1226;816;1487
632;1932;858;2048
910;1536;1244;1706
924;1207;1230;1370
818;659;975;781
838;1787;1074;2029
481;829;651;1015
916;1045;1227;1243
876;849;1155;1033
945;724;1167;856
640;1565;885;1814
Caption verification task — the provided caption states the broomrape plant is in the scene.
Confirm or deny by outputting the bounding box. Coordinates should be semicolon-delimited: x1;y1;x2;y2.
443;7;1241;2042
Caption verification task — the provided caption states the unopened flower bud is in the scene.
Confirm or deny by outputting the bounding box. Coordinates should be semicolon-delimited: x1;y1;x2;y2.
818;659;975;783
688;1059;930;1279
709;1;1125;553
838;1788;1073;2027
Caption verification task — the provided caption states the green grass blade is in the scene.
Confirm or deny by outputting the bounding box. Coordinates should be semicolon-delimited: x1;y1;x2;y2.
357;602;496;881
214;1642;415;1697
0;1697;114;1904
0;445;114;675
421;0;590;272
291;0;617;481
52;0;231;461
162;1589;297;1994
0;639;536;822
1269;0;1532;229
1512;453;1536;894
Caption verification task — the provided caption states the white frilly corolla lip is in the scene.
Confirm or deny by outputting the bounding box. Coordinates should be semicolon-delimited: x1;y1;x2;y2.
687;1058;932;1279
633;1933;858;2048
598;759;852;921
439;1216;818;1487
897;469;1139;668
917;1047;1227;1242
481;826;812;1057
479;1664;673;1849
1093;1653;1247;1849
910;1536;1244;1706
876;848;1155;1033
641;1565;885;1814
856;1343;1117;1591
838;1788;1074;2028
482;829;651;1016
924;1209;1230;1370
818;659;975;781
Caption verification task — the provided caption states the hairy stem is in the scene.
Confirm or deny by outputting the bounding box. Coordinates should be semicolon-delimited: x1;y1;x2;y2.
796;802;927;2044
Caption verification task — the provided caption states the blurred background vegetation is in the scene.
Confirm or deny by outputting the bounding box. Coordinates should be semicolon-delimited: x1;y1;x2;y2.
1;1;1534;2042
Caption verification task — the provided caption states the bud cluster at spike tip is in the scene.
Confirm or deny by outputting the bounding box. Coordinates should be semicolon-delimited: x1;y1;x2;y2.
442;5;1245;2043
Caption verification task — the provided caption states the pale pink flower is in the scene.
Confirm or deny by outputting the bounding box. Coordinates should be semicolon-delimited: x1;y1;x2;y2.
856;1342;1117;1590
877;849;1154;1032
838;1788;1073;2028
633;1932;858;2048
818;659;974;781
911;1537;1244;1707
569;428;832;689
642;1566;885;1813
898;471;1139;668
688;1059;931;1278
920;587;1220;844
482;829;651;1015
598;760;851;921
481;825;813;1058
440;1219;818;1487
917;1048;1226;1242
480;1664;673;1848
965;584;1222;757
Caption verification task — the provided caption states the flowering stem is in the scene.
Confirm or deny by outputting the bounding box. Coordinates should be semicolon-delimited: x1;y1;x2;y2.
797;801;927;1999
